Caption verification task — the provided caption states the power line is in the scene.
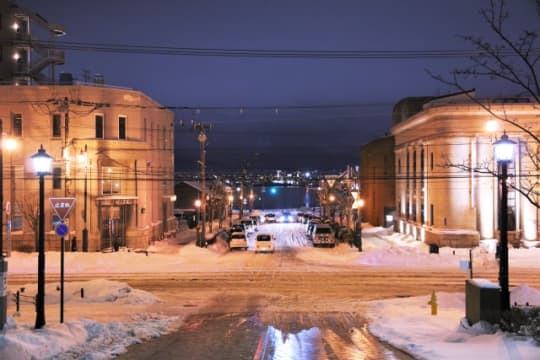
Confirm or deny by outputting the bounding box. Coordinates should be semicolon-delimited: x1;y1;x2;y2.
4;39;536;59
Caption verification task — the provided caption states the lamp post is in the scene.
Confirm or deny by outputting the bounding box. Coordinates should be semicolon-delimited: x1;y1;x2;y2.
0;121;5;331
351;193;365;252
494;133;516;312
329;194;335;222
77;145;89;252
194;199;202;246
228;195;234;227
31;145;53;329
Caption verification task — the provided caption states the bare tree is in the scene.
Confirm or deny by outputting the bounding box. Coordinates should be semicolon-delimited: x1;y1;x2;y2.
430;0;540;207
18;197;39;250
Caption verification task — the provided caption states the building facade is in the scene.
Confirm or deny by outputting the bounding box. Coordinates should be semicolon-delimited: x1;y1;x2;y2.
0;84;176;252
360;136;395;228
391;90;540;247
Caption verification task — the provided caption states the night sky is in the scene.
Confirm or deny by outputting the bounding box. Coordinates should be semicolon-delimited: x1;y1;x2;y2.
18;0;540;172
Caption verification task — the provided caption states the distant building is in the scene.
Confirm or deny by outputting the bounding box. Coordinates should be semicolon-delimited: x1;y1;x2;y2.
0;84;176;252
360;136;395;227
391;89;540;247
0;0;66;85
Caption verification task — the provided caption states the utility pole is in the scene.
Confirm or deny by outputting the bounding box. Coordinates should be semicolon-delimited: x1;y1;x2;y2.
193;122;211;247
0;120;7;331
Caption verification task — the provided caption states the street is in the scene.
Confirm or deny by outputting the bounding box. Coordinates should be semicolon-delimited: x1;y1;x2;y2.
6;223;540;359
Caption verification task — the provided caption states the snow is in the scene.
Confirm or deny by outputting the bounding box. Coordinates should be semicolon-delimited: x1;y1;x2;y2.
1;222;540;359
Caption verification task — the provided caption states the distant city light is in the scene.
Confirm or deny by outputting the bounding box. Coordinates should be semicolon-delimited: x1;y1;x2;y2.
304;171;311;178
270;187;278;195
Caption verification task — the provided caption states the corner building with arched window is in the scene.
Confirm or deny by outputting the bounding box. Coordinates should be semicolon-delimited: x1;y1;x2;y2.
0;84;176;252
391;90;540;247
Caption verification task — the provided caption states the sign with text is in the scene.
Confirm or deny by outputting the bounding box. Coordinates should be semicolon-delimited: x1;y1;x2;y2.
49;198;76;220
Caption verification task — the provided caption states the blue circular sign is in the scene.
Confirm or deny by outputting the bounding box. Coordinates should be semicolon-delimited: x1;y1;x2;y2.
55;223;69;237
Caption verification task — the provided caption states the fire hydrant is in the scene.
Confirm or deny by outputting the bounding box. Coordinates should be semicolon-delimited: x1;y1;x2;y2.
428;290;438;315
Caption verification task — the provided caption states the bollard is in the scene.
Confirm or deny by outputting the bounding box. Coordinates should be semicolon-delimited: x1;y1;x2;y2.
15;290;20;313
80;288;84;299
428;290;438;315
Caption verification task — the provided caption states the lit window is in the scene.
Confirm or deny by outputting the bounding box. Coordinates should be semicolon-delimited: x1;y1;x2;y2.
102;166;123;195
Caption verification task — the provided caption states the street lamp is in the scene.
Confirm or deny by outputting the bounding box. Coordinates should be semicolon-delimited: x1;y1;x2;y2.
228;195;234;227
31;144;53;329
194;199;202;246
77;145;89;252
494;133;516;312
351;191;364;252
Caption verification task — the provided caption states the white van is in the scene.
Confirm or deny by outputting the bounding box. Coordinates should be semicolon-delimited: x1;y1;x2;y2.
229;231;248;250
255;233;275;253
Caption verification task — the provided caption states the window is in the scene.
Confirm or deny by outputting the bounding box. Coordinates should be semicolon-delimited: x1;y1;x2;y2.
53;167;62;189
143;118;147;142
162;127;166;149
430;204;434;226
52;114;62;137
95;115;104;138
12;113;22;136
102;166;123;195
118;116;126;140
12;215;23;231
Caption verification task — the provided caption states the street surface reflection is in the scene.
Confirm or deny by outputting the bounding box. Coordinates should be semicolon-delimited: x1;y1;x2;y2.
117;312;411;359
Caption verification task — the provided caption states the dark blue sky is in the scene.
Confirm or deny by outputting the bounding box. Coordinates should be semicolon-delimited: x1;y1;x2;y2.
20;0;540;172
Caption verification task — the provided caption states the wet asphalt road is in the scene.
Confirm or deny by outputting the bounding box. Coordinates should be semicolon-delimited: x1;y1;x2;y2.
115;311;412;360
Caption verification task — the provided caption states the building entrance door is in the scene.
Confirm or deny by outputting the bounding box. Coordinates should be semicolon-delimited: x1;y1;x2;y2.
100;205;130;250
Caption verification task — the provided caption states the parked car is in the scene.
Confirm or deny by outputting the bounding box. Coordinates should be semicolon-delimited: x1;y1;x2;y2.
229;231;248;250
255;233;275;253
240;218;257;233
264;213;276;223
312;224;336;247
229;223;245;237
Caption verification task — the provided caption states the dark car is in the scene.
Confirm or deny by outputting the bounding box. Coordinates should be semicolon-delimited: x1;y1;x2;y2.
229;223;245;237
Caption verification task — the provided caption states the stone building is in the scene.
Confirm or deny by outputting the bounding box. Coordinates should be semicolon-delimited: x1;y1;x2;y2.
0;84;176;252
360;136;395;228
0;1;176;253
391;90;540;247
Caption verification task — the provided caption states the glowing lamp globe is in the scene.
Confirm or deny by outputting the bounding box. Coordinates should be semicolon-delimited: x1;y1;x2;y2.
31;145;53;175
494;134;516;163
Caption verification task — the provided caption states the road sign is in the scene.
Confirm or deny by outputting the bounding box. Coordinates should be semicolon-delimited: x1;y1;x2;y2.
49;198;76;220
55;223;69;237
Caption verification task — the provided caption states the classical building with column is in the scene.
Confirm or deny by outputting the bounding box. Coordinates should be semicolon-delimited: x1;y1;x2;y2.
391;90;540;247
0;84;176;252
